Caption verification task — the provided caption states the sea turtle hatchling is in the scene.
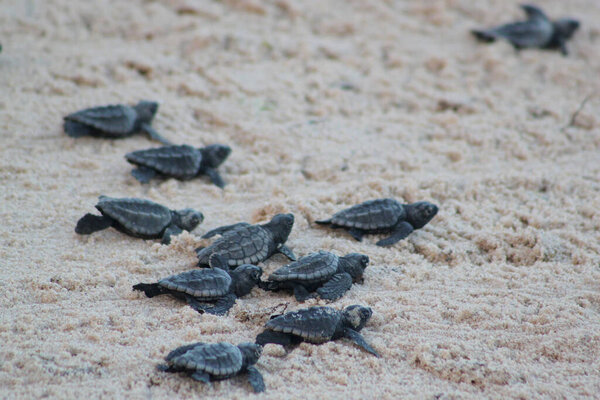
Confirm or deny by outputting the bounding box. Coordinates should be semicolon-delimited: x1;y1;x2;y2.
471;4;580;56
158;342;265;392
196;214;296;268
125;144;232;187
255;305;379;357
316;198;438;246
259;251;369;301
133;263;262;315
63;100;171;144
75;196;203;245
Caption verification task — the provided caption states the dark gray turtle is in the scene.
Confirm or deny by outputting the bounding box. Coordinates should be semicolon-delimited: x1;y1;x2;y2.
316;199;438;246
158;342;265;392
196;214;296;268
255;305;379;357
471;4;580;56
125;144;232;187
133;263;262;315
63;100;171;144
259;251;369;301
75;195;203;245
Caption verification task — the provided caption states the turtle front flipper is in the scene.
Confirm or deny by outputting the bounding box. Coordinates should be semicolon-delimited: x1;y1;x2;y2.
208;253;231;271
202;222;251;239
277;245;296;261
132;282;167;298
316;273;353;301
131;166;157;183
375;221;414;247
246;366;265;393
204;167;226;189
190;371;210;383
203;294;237;316
162;225;183;245
347;228;364;242
293;284;314;302
343;328;379;357
75;213;114;234
140;122;172;145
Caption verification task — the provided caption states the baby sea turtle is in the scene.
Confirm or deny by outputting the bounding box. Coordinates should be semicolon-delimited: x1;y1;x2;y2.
133;263;262;315
316;199;438;246
75;195;203;244
196;214;296;268
471;4;580;56
63;100;171;144
158;342;265;392
255;305;379;357
259;251;369;301
125;144;232;187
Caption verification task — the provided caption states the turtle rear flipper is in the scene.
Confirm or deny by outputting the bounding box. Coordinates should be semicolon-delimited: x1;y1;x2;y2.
471;29;497;42
375;221;414;247
316;273;353;301
75;213;113;234
246;366;265;393
344;328;379;357
140;123;172;145
131;166;157;183
64;120;97;137
132;283;166;298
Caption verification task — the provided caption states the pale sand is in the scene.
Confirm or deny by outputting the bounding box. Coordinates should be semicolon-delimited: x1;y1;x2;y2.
2;0;600;398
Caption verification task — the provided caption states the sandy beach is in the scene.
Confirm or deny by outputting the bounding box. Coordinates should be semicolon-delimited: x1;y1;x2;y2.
2;0;600;398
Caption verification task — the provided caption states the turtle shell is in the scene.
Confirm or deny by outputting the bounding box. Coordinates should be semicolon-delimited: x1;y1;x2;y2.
96;196;172;236
265;306;342;343
268;251;338;283
197;225;272;267
166;342;243;377
158;269;231;299
331;198;405;230
65;104;137;135
125;145;202;180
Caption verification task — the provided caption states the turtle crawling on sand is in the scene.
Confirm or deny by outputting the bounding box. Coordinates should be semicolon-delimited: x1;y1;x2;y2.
256;305;379;357
75;196;203;244
471;4;580;56
259;251;369;301
316;199;438;246
158;342;265;392
196;214;296;268
63;100;171;144
125;144;231;187
133;261;262;315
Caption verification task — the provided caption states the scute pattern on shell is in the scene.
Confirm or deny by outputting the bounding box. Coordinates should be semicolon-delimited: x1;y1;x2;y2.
269;251;338;282
198;225;271;266
67;105;137;134
97;196;172;236
331;198;405;230
168;342;243;377
126;145;202;179
158;269;231;298
266;307;342;343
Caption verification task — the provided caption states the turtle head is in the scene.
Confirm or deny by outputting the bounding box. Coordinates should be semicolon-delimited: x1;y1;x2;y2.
340;253;369;283
265;213;295;244
202;144;232;168
230;264;263;297
342;305;372;332
405;201;438;229
134;100;159;123
238;342;262;367
554;18;580;40
174;209;204;231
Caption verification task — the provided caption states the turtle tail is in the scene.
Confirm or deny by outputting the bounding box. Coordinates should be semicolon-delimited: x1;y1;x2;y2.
132;283;165;298
471;29;497;42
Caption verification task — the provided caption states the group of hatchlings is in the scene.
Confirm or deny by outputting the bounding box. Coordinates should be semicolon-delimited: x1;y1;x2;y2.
67;100;437;392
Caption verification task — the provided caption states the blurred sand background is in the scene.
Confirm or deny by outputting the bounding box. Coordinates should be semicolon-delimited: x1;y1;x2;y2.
2;0;600;398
